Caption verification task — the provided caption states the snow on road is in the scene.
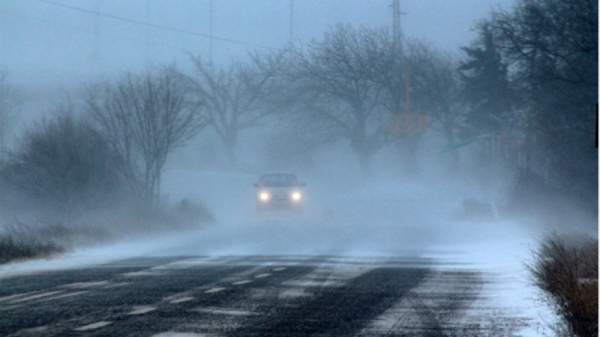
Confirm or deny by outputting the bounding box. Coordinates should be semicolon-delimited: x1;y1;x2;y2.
0;169;569;335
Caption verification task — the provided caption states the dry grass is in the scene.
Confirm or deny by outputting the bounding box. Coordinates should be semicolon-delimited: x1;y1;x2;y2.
0;194;214;265
0;198;213;265
529;234;598;337
0;224;65;263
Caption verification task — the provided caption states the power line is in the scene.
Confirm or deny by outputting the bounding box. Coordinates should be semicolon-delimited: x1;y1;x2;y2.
91;0;100;64
0;10;195;54
209;0;214;64
391;0;406;56
35;0;273;50
289;0;295;45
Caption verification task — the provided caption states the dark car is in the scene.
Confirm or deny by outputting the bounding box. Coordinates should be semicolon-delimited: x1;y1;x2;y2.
254;172;306;211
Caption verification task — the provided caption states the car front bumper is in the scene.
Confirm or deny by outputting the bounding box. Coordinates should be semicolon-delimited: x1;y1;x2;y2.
256;198;303;211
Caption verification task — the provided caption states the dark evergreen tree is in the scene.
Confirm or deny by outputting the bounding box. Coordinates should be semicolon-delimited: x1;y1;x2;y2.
459;23;513;139
492;0;598;208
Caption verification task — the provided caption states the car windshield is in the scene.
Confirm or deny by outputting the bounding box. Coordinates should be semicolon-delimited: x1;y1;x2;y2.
259;174;298;187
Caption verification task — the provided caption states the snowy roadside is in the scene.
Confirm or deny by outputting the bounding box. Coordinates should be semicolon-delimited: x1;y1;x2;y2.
0;168;563;335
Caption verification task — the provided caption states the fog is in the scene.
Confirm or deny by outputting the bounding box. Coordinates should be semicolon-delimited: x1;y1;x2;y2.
2;1;510;87
0;0;596;270
0;0;513;153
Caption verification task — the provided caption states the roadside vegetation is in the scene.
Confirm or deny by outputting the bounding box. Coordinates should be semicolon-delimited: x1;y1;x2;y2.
0;73;213;264
0;224;64;263
530;235;598;337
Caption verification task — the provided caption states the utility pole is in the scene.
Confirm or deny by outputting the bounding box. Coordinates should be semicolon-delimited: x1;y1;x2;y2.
144;0;151;64
289;0;295;45
396;0;410;116
91;0;101;68
392;0;403;56
208;0;214;65
390;0;423;138
392;0;402;52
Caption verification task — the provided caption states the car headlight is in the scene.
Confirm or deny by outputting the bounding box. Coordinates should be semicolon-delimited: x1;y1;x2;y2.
258;191;270;202
290;191;302;202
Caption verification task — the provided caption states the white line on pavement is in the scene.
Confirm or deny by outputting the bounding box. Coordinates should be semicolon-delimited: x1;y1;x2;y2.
73;321;112;331
170;296;195;304
9;291;64;304
191;307;257;316
232;280;253;285
128;306;157;315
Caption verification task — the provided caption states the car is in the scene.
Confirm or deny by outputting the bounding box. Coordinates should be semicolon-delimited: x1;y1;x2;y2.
254;172;306;211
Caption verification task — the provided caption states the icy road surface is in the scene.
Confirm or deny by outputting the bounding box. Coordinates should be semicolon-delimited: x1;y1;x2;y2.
0;169;570;336
1;255;537;337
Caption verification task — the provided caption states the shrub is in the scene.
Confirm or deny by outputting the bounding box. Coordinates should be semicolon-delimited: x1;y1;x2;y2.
1;113;127;221
529;234;598;337
0;223;64;263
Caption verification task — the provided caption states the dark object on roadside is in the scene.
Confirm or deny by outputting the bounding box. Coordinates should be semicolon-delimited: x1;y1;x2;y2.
253;172;306;212
529;235;598;337
0;224;64;264
0;114;126;220
172;198;214;226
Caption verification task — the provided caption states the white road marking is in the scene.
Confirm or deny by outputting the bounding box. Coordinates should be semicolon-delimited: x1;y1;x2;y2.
284;280;340;287
0;291;38;303
273;267;287;272
218;265;268;283
121;270;165;277
254;273;271;278
152;332;212;337
204;287;226;294
16;325;48;334
73;321;112;331
191;307;256;316
170;296;194;304
164;292;188;301
232;280;253;285
62;281;109;289
38;291;89;302
283;265;373;289
103;281;131;288
9;291;64;304
128;306;157;315
152;256;223;270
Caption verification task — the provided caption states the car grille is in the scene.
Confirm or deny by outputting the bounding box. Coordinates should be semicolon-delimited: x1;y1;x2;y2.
271;194;290;202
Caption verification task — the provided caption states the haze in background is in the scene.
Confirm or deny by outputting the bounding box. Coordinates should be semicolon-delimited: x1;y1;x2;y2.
1;0;513;91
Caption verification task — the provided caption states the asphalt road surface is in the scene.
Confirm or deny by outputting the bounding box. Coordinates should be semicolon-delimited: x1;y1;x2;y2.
0;255;531;337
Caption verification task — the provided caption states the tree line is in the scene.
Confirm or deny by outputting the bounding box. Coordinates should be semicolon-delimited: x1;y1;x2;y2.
0;0;596;221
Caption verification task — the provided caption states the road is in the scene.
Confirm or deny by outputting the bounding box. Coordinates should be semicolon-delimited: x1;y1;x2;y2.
0;255;531;337
0;172;555;336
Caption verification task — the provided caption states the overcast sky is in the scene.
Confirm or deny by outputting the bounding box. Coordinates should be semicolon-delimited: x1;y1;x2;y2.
1;0;514;89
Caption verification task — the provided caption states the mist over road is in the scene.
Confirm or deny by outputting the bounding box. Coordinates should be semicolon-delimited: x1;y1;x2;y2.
0;0;595;335
0;169;562;336
0;255;532;337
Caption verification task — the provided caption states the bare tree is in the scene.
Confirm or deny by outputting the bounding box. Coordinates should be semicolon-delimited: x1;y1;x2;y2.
87;68;208;205
3;110;125;222
182;53;285;166
0;72;18;156
489;0;597;205
287;25;391;174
